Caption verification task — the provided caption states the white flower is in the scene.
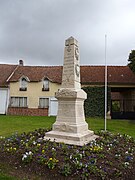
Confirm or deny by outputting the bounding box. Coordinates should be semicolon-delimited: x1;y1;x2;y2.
70;155;72;159
0;136;5;139
33;141;36;145
22;154;27;161
79;154;83;158
124;162;129;166
38;137;43;141
29;151;33;155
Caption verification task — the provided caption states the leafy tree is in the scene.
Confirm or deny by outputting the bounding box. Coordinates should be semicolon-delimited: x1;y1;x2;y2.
128;50;135;73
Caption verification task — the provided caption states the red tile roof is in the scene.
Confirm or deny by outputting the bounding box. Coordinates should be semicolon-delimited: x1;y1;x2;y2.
1;64;135;86
8;66;63;83
81;66;135;85
0;64;17;87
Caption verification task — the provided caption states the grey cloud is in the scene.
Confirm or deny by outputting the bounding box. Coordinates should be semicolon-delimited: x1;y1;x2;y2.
0;0;135;66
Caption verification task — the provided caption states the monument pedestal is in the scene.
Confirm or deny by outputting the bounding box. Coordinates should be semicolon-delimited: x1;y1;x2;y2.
45;89;98;146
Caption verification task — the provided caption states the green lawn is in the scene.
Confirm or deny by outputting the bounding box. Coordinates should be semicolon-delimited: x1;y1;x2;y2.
0;115;55;137
0;115;135;138
86;117;135;138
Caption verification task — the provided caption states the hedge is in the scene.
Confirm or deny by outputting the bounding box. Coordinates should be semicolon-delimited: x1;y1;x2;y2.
82;86;111;117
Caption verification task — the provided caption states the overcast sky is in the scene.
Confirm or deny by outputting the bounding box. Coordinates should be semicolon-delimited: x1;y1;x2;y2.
0;0;135;66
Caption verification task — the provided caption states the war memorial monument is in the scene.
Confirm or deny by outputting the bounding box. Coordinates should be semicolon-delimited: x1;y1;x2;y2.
45;37;97;145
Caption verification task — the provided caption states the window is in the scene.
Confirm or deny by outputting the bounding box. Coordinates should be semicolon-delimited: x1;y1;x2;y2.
10;97;27;107
39;98;49;108
20;77;28;91
42;79;49;91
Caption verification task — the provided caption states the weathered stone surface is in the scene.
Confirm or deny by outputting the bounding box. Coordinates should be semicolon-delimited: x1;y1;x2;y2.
61;36;81;89
55;88;86;99
45;130;98;146
45;37;98;146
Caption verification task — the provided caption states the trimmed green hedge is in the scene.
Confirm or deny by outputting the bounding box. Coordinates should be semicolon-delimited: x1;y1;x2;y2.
82;86;111;117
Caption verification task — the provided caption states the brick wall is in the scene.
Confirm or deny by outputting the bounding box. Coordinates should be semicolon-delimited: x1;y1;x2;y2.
7;107;48;116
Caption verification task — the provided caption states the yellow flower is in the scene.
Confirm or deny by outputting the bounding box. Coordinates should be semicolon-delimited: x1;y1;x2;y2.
55;159;59;163
49;158;53;161
42;149;45;153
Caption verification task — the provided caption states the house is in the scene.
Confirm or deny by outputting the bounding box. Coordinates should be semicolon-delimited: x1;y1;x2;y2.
0;64;18;114
8;61;62;116
1;60;135;119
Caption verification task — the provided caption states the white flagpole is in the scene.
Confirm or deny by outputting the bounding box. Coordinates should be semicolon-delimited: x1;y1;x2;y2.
104;34;107;131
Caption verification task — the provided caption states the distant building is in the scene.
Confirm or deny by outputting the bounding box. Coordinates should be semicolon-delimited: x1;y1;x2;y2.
1;60;135;119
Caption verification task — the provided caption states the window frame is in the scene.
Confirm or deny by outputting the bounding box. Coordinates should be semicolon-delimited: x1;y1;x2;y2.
10;97;28;108
19;76;29;91
42;78;49;91
39;97;49;109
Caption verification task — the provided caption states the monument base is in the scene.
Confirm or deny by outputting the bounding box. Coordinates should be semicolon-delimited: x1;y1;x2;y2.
44;88;98;146
44;130;98;146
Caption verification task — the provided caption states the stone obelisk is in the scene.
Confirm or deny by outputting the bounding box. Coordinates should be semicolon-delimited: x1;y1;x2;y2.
45;37;97;146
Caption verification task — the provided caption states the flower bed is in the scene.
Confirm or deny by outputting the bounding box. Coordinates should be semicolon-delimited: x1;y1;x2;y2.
0;129;135;179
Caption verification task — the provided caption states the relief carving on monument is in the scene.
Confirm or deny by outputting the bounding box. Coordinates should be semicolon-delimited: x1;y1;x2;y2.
54;123;75;133
55;89;77;98
75;47;79;60
75;64;80;77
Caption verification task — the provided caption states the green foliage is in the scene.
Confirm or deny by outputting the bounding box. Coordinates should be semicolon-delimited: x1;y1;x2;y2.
82;86;111;117
112;101;120;112
59;163;72;176
46;157;59;169
0;174;17;180
128;50;135;73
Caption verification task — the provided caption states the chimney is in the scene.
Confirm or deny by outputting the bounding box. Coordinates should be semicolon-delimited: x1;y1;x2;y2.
19;59;24;66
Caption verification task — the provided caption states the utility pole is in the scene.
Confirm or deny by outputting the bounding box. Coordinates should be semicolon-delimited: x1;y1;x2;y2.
104;34;107;131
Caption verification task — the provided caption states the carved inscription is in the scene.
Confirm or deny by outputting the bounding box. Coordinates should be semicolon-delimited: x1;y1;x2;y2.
61;36;81;88
62;49;75;87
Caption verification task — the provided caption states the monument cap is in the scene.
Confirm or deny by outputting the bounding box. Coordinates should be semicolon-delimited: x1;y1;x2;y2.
65;36;78;46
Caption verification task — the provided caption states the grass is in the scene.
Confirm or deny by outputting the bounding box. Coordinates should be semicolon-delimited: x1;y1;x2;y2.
0;115;55;137
0;173;18;180
0;115;135;138
86;118;135;138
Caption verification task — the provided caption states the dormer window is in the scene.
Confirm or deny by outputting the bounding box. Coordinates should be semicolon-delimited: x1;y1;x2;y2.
42;78;49;91
20;77;28;91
